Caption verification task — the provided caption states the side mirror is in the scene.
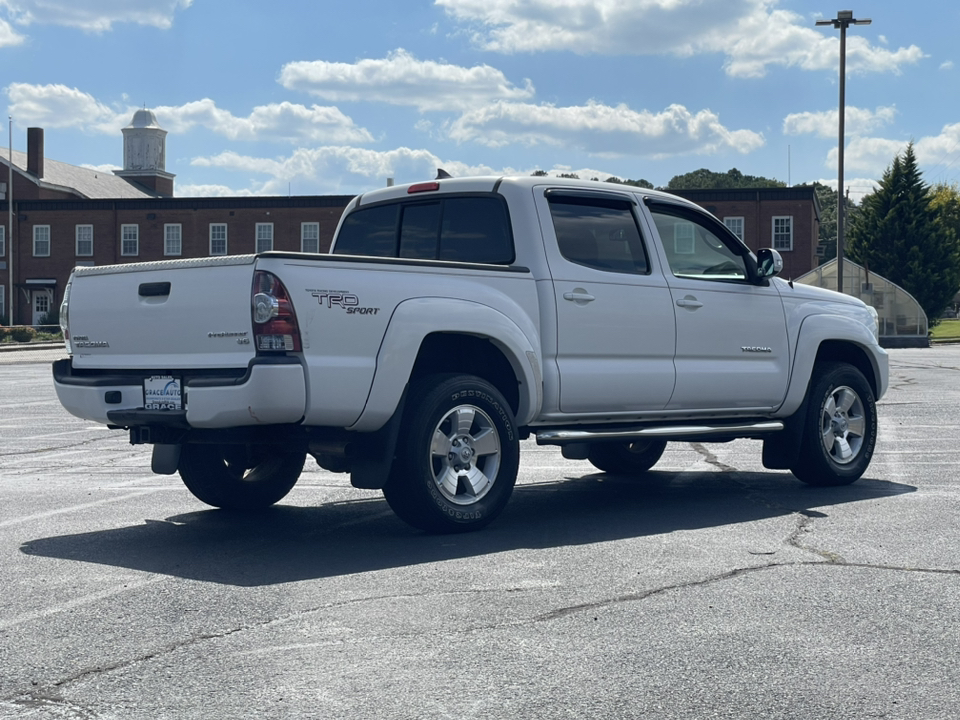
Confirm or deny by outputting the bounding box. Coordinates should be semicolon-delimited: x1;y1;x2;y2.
756;248;783;279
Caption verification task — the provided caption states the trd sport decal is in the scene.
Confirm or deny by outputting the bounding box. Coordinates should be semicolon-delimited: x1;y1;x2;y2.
310;291;380;315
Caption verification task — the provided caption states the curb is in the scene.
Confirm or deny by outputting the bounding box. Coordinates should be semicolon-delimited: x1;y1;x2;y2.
0;342;66;353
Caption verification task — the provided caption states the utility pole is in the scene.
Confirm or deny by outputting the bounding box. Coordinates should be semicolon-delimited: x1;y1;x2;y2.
816;10;871;295
7;116;12;324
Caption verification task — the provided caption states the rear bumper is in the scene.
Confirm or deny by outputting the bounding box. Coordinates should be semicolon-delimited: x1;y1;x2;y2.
53;357;307;428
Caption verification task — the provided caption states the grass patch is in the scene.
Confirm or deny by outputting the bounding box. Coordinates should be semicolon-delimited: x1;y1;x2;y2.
931;318;960;342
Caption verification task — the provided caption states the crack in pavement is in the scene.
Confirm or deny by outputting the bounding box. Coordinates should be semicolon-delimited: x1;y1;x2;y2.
689;442;848;563
534;560;960;622
0;434;120;458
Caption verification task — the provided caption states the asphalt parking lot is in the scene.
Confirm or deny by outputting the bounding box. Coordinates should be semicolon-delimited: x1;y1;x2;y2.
0;346;958;719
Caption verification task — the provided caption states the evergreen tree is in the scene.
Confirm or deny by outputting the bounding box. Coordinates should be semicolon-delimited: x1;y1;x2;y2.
848;144;960;326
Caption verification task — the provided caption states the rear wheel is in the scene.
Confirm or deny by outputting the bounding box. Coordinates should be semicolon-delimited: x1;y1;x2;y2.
383;374;520;533
586;439;667;475
178;443;305;510
791;362;877;487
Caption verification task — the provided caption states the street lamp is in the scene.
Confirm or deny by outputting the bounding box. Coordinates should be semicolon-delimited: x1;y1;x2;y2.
816;10;871;295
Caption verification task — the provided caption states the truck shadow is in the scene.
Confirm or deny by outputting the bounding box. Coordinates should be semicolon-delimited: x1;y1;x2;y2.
20;470;914;587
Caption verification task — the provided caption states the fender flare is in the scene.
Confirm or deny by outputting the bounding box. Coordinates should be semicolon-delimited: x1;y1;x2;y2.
779;313;887;417
348;297;542;432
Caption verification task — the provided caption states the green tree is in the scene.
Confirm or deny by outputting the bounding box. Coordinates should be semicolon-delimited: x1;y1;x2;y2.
666;167;786;190
796;181;858;264
930;182;960;314
605;176;654;189
847;144;960;326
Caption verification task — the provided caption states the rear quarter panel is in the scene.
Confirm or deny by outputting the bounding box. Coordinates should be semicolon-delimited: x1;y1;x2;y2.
255;255;541;428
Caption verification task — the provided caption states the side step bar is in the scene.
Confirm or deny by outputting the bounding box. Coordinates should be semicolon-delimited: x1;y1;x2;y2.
536;421;784;445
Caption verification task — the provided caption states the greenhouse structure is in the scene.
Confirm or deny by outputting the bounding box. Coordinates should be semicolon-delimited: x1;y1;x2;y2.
793;258;928;348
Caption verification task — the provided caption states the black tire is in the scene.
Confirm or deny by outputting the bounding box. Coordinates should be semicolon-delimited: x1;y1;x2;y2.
383;374;520;533
586;439;667;475
791;362;877;487
178;443;305;510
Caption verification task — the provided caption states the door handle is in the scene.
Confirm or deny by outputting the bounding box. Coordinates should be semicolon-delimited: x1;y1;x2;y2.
563;290;596;304
675;296;703;309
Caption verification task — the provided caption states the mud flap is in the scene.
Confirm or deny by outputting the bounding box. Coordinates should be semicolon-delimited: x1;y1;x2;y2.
151;443;182;475
762;396;809;471
350;385;408;490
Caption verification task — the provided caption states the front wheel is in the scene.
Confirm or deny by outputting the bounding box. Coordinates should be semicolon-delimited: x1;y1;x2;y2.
791;362;877;487
178;443;306;510
586;439;667;475
383;374;520;533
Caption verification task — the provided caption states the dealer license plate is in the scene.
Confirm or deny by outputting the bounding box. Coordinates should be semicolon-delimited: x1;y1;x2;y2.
144;375;182;411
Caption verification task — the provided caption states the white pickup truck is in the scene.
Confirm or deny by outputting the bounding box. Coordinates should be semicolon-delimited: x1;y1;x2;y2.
53;175;888;532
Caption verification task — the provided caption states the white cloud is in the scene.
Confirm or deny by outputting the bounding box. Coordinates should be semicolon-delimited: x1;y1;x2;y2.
153;100;374;144
0;0;191;32
826;136;908;175
436;0;925;78
783;106;897;139
5;84;374;144
279;49;535;111
0;16;23;45
817;124;960;184
184;147;642;197
176;183;258;198
816;177;879;204
447;101;765;158
941;61;954;71
5;83;123;130
190;146;500;196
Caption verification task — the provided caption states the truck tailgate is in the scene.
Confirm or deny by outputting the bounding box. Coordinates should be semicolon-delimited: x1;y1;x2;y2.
67;256;258;370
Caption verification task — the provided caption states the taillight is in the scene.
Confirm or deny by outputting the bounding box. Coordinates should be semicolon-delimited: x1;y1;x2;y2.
60;276;73;356
252;270;302;353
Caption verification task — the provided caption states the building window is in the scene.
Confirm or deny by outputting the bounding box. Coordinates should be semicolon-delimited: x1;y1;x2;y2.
0;225;5;257
673;221;695;254
210;224;228;256
256;223;274;253
724;216;744;242
121;224;139;256
76;225;94;257
301;222;320;253
772;216;793;251
33;226;51;257
0;285;5;321
164;224;182;256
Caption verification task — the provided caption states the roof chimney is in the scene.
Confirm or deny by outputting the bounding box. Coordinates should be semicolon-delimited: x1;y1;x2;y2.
27;127;44;179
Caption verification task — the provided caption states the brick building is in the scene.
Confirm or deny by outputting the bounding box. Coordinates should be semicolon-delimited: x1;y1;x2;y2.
666;187;822;281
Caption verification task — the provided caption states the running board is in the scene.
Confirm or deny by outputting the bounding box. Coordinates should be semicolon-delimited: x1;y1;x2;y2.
535;421;784;445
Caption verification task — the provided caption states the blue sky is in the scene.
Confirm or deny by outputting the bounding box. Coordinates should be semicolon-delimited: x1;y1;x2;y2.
1;0;957;201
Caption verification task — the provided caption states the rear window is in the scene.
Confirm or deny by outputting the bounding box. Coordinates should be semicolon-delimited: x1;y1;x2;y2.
334;195;514;264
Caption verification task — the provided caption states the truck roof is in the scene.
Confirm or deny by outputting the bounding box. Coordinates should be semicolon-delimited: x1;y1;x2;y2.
352;174;701;211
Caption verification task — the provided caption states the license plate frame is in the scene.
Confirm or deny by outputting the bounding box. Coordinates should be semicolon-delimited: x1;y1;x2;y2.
143;375;183;411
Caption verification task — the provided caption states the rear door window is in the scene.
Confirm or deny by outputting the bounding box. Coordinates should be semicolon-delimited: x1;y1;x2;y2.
548;193;650;274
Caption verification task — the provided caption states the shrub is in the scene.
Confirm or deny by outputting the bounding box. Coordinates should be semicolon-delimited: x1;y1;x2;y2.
10;326;37;343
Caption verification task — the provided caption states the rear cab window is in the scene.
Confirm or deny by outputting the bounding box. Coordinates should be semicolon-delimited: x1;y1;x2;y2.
334;194;515;265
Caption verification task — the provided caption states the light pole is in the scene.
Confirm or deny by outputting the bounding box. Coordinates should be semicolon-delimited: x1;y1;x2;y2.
816;10;871;295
